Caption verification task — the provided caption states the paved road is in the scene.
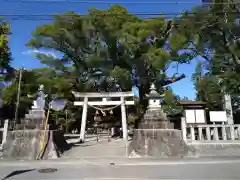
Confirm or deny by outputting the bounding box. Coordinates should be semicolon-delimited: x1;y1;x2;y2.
1;158;240;179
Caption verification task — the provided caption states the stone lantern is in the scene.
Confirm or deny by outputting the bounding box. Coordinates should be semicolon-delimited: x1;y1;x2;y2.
138;83;173;129
147;83;162;110
129;83;190;158
19;84;46;130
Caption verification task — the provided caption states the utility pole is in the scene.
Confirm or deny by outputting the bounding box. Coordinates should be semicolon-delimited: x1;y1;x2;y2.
14;68;23;125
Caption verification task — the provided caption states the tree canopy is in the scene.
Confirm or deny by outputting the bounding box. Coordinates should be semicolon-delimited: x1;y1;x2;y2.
178;0;240;94
180;0;240;116
0;19;13;83
0;5;192;127
4;2;240;128
26;5;193;97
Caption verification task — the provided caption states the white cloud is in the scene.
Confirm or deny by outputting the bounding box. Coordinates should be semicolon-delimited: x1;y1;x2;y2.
22;49;57;58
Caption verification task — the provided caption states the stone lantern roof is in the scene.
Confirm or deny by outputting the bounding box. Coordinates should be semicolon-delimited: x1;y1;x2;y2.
148;83;161;98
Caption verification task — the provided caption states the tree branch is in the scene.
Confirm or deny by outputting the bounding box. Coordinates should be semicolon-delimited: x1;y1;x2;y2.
221;29;240;65
156;74;186;86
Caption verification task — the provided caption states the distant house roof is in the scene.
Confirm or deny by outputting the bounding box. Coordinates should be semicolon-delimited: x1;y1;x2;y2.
178;100;206;109
179;100;206;105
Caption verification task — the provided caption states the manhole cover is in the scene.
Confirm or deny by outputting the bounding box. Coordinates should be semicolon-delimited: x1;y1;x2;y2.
38;168;58;173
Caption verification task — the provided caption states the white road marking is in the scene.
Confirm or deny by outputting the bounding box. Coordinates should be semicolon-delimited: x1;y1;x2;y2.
82;179;181;180
82;179;222;180
116;159;240;166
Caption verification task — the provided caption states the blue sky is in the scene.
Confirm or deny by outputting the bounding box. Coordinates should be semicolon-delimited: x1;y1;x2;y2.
1;0;202;99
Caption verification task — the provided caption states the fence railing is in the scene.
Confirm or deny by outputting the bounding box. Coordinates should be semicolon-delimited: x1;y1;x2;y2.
0;120;9;148
181;118;240;142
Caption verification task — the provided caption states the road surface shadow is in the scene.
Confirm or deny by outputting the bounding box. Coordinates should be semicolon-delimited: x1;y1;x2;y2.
1;169;36;180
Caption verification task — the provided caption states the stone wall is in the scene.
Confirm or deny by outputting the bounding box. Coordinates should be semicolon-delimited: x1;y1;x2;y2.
128;129;196;157
1;130;70;160
187;142;240;157
128;129;240;158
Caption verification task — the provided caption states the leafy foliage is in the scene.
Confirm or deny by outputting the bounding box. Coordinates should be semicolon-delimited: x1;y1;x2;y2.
162;87;183;115
0;19;14;82
192;62;224;110
177;0;240;95
2;69;39;118
26;6;195;121
180;0;240;112
1;67;76;119
27;6;194;90
3;5;210;126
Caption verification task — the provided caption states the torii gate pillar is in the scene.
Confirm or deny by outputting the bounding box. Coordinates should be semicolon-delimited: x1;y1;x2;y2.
80;97;88;142
120;96;128;140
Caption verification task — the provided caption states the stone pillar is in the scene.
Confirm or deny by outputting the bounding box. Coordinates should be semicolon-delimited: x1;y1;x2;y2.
111;127;115;136
224;94;234;124
181;117;187;141
121;96;128;141
80;97;88;142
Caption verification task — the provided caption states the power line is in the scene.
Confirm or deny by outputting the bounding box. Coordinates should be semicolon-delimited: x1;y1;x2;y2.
0;14;176;21
0;13;185;17
2;0;240;5
0;0;204;4
1;11;240;20
1;11;239;17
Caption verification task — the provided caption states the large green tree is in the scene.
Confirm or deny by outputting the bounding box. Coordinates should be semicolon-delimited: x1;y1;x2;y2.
176;0;240;95
0;19;14;83
176;0;240;118
192;62;224;110
1;67;76;119
0;18;14;110
1;69;37;119
27;5;194;112
162;87;183;115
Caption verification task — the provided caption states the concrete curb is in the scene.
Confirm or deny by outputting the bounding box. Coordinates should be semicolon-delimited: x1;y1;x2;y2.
1;156;240;166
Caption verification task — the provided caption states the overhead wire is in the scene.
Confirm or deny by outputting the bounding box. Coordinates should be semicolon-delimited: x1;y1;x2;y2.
1;12;240;20
1;0;240;20
2;0;240;5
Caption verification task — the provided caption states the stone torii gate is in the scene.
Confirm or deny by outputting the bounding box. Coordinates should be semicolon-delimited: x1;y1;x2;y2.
72;91;135;142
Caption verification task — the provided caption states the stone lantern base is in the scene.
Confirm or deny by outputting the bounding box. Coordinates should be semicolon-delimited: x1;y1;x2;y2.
128;107;194;158
15;108;46;130
138;108;174;129
128;129;194;157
